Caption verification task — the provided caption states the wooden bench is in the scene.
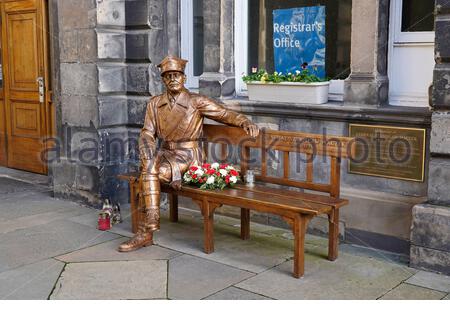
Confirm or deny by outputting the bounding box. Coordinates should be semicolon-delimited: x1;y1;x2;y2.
119;124;356;278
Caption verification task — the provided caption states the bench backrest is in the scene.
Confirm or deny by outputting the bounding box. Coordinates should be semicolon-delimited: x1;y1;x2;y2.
202;124;356;199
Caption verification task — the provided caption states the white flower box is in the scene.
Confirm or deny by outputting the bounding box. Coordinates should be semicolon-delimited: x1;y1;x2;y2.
246;81;330;104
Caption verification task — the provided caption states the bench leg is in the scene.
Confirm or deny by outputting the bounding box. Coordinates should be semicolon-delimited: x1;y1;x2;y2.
293;215;310;278
201;200;214;254
241;208;250;240
169;194;178;223
328;208;340;261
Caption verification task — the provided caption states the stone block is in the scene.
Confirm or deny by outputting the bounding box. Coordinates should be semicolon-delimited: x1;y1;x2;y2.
97;32;125;60
127;64;150;93
99;127;130;163
410;245;450;275
344;77;389;105
125;0;150;27
411;204;450;252
127;97;148;125
147;0;164;29
430;112;450;154
432;64;450;109
435;18;450;61
75;164;101;192
60;63;98;95
96;0;125;27
98;96;128;127
148;63;164;95
51;159;76;190
98;65;126;93
199;76;235;98
60;30;78;63
61;95;99;127
69;129;100;163
148;30;164;63
58;0;96;30
78;29;97;63
428;157;450;204
126;33;149;60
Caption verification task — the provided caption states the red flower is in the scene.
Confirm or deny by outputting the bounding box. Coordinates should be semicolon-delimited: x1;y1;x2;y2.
199;178;204;183
202;163;211;169
225;176;230;184
230;170;239;177
192;174;197;179
190;166;198;172
220;164;227;169
207;169;216;175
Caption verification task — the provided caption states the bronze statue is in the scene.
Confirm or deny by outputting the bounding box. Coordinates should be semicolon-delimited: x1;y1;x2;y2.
118;56;259;252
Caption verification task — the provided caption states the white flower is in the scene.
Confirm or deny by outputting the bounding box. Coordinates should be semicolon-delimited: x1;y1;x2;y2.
219;169;228;177
211;163;220;169
226;165;235;170
183;173;192;182
206;176;215;184
195;169;204;176
230;176;238;184
295;70;301;75
288;72;292;75
274;71;278;75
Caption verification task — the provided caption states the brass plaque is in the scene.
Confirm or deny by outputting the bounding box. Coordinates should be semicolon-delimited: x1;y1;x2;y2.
349;124;426;182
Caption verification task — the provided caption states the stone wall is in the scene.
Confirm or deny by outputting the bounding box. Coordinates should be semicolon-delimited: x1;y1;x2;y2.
410;0;450;274
52;0;168;206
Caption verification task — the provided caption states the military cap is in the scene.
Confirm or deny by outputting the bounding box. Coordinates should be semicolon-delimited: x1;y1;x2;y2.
158;56;188;75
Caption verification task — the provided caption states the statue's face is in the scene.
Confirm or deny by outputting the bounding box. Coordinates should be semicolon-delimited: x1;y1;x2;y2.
162;71;186;93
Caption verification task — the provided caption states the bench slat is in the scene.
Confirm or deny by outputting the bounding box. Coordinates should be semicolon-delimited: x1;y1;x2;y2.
161;184;332;216
233;183;349;209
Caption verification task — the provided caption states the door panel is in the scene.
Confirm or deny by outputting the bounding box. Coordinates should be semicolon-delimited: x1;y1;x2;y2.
1;0;48;174
0;98;6;166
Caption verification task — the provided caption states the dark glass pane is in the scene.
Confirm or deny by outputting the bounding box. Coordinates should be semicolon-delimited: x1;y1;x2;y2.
401;0;435;32
193;0;204;77
248;0;352;79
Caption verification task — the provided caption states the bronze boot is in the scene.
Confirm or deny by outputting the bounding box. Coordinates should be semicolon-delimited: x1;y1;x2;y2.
117;227;153;253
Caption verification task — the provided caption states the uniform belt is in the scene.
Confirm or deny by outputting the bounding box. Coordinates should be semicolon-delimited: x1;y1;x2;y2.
161;140;199;150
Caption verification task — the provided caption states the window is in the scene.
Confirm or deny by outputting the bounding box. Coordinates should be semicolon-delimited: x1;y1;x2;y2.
181;0;204;89
388;0;435;107
247;0;351;79
236;0;352;98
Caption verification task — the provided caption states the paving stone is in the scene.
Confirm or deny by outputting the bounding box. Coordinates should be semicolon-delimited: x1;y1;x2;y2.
0;259;65;300
50;261;167;300
235;251;415;300
0;220;119;273
168;255;254;300
0;191;96;222
444;294;449;300
156;215;295;273
0;178;42;195
0;206;97;234
405;271;450;293
205;286;271;300
56;238;181;263
380;284;446;300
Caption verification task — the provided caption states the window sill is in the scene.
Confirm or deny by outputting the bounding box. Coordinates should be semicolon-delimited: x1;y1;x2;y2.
221;97;432;127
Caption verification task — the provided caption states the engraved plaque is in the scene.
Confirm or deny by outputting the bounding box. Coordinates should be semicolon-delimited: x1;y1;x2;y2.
349;124;426;182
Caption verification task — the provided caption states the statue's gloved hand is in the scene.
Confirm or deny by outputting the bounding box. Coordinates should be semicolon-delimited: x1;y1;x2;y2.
242;122;260;138
170;179;182;191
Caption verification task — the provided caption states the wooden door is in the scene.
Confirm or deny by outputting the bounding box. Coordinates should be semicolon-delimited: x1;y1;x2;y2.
1;0;50;174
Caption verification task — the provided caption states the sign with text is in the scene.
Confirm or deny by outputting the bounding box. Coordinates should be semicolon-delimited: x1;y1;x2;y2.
349;124;426;182
273;6;326;78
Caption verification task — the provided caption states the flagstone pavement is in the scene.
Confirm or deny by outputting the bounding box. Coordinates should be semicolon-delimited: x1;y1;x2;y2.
1;169;449;300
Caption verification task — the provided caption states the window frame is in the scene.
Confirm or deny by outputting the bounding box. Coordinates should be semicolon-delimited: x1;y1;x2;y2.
180;0;200;89
234;0;344;101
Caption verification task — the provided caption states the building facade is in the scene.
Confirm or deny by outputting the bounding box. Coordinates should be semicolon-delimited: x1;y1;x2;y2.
0;0;448;274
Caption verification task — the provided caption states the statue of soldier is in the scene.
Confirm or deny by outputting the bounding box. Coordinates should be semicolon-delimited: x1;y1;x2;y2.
118;56;259;252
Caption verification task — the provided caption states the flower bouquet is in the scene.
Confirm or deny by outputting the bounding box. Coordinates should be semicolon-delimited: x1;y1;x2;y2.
183;162;240;190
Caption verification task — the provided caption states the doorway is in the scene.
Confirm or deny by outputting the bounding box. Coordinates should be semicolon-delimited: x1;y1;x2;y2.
0;0;52;174
388;0;435;107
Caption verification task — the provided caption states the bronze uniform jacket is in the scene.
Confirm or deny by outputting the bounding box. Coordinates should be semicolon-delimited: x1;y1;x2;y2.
139;89;251;182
